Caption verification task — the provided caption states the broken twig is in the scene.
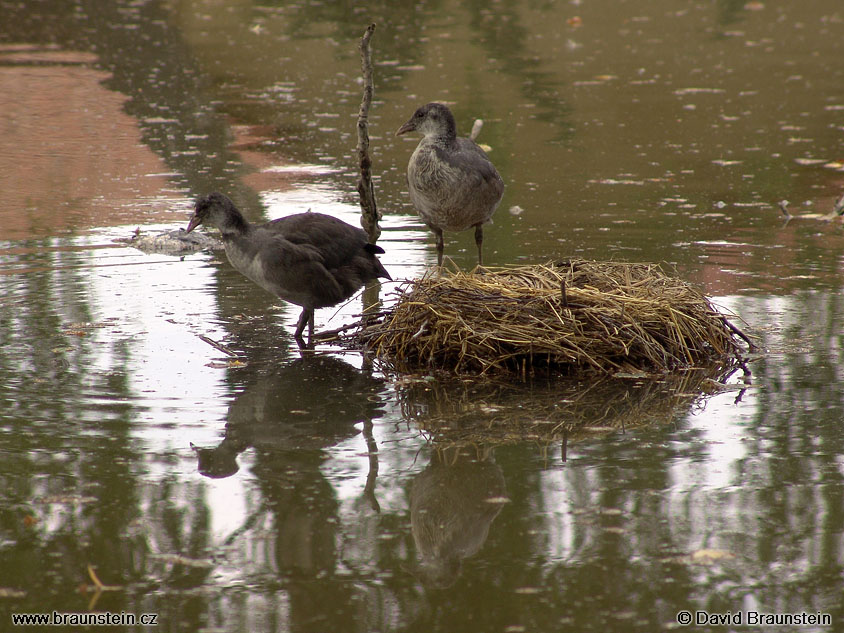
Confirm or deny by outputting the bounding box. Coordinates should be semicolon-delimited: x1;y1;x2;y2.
197;334;238;357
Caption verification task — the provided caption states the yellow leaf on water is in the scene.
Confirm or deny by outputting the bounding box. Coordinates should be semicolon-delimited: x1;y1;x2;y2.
691;549;735;563
514;587;541;594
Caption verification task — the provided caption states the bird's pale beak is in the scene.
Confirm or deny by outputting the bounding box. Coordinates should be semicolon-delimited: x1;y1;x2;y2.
186;214;201;233
396;120;416;136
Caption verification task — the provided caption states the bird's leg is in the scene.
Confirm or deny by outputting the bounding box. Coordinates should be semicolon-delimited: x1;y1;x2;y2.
474;225;484;266
294;308;313;348
433;227;444;268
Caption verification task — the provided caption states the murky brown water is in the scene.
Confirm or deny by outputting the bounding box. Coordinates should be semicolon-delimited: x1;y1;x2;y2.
1;1;843;632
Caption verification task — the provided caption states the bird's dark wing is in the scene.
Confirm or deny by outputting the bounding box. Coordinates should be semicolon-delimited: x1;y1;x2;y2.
364;243;385;255
262;213;371;271
251;230;345;308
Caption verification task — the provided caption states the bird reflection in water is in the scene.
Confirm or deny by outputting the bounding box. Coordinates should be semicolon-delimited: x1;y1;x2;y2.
408;445;508;588
191;355;384;480
192;355;384;576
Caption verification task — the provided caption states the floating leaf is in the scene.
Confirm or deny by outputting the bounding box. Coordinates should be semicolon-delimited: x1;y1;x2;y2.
691;549;735;564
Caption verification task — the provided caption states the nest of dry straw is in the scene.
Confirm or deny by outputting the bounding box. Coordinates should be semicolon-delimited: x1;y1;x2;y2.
357;260;750;375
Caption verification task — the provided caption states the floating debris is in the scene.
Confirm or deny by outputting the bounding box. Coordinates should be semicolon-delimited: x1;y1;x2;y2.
778;192;844;223
115;227;223;255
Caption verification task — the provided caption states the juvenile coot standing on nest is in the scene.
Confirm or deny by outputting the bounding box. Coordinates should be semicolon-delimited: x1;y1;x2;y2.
397;102;504;267
186;192;391;346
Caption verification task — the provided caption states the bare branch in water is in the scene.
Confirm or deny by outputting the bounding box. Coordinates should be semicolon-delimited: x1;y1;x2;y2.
356;23;381;244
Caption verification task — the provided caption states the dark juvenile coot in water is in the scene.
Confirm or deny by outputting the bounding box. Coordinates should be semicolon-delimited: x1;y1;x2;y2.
397;102;504;267
186;192;391;346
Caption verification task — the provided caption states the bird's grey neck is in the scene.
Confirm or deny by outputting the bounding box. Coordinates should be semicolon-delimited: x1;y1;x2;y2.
425;130;457;147
217;222;250;240
218;215;251;238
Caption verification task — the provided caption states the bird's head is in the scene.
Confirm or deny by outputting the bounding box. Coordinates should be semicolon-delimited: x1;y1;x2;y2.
186;192;239;233
396;102;457;140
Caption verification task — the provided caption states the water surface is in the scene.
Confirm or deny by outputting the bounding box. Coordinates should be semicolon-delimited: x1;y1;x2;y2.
1;1;843;631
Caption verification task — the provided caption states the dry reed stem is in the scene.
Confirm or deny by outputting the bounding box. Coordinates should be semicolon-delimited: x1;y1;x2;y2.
356;260;749;375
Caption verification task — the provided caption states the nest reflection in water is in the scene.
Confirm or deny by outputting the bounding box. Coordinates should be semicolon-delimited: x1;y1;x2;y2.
395;361;747;446
397;362;747;586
